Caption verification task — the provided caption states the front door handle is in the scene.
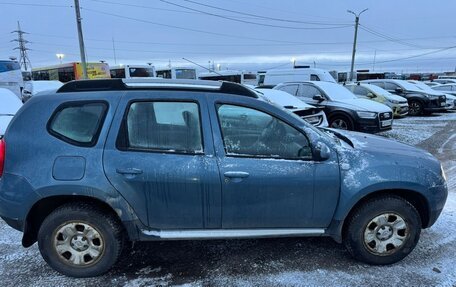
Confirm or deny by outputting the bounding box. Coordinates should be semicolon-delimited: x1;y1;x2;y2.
224;171;249;178
116;168;143;175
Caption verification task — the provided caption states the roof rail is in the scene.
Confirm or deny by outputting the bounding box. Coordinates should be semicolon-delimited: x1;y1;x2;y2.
56;78;258;98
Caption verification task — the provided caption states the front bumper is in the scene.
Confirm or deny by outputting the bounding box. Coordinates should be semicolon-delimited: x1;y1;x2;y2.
426;183;448;228
393;104;409;117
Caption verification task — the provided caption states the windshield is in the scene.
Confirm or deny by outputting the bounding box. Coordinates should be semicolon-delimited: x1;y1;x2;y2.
395;80;424;92
410;81;435;92
318;82;358;100
364;84;392;96
0;61;20;73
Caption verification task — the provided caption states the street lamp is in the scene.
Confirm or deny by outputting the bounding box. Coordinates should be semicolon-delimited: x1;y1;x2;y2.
347;8;368;82
56;53;65;64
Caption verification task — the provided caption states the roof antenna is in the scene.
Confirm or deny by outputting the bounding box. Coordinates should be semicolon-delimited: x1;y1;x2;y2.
182;57;223;76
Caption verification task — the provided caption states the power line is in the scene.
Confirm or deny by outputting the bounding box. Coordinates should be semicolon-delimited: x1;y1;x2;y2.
80;6;336;44
0;2;69;8
159;0;352;30
180;0;351;26
359;24;429;49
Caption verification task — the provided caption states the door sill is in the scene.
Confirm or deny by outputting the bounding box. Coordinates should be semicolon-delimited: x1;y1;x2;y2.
141;228;325;239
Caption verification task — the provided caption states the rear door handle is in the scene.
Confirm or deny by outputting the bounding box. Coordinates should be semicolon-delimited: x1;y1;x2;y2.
224;171;249;178
116;168;143;175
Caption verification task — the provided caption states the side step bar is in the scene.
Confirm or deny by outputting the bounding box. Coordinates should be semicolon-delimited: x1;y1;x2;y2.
141;228;325;239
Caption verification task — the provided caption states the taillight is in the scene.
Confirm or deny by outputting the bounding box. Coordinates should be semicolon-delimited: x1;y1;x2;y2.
0;139;5;177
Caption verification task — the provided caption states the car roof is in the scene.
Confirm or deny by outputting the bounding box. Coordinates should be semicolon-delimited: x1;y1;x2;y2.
56;78;258;98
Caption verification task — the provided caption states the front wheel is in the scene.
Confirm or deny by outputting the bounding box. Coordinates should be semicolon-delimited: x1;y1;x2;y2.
329;114;354;130
38;203;125;277
408;101;423;116
343;195;421;265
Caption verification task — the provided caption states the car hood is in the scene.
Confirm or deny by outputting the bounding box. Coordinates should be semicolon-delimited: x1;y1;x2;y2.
332;129;436;160
332;98;392;113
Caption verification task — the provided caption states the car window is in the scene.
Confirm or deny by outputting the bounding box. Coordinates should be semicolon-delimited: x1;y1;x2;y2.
351;85;369;96
369;82;385;89
216;104;312;160
48;102;107;146
299;84;321;98
384;82;400;90
310;74;320;81
125;101;203;153
277;84;299;96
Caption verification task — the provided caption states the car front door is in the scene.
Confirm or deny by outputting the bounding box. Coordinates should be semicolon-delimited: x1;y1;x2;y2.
103;91;221;229
208;96;339;228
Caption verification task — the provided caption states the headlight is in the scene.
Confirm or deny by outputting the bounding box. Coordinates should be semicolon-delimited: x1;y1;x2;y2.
356;111;377;119
389;99;400;104
423;94;437;99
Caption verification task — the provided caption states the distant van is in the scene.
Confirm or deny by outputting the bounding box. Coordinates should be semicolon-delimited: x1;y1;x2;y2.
259;67;336;86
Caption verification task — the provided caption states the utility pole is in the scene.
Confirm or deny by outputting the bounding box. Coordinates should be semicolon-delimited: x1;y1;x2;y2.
347;8;368;82
11;21;32;71
74;0;88;79
372;50;377;71
112;37;117;64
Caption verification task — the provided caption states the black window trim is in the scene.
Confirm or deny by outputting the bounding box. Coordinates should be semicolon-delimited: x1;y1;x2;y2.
116;98;205;156
214;101;314;161
47;100;109;147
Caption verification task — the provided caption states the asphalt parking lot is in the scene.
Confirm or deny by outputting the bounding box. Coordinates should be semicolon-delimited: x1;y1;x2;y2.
0;112;455;287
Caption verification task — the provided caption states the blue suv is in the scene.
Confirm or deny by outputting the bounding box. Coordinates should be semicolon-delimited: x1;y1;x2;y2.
0;79;448;277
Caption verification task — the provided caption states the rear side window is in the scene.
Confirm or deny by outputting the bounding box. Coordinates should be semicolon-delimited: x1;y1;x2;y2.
120;101;203;154
48;102;108;147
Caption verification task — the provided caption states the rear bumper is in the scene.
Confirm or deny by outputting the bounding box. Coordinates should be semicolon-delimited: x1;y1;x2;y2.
0;173;38;232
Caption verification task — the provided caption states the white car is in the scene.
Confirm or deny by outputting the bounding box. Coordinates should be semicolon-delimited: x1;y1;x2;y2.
0;88;22;136
255;88;328;127
22;80;63;102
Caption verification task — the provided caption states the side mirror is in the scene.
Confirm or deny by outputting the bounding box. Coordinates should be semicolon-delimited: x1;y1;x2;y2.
367;92;375;98
395;87;403;93
312;94;325;101
314;141;331;161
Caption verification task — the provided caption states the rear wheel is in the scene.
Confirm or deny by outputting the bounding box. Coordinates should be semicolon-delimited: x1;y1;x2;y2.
408;101;423;116
343;195;421;265
38;203;124;277
329;114;354;130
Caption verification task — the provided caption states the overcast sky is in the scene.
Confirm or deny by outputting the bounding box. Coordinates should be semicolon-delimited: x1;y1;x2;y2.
1;0;455;74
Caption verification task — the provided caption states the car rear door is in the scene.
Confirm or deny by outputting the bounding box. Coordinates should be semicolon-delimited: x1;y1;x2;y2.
103;90;221;229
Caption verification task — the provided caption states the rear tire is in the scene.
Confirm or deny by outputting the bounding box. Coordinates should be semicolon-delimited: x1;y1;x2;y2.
329;114;354;131
37;202;125;277
343;195;421;265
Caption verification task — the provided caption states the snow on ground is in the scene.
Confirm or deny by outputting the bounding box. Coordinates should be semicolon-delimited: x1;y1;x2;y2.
0;112;455;287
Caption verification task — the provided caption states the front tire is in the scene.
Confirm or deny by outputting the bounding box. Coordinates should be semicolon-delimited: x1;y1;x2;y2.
343;195;421;265
329;114;354;130
38;203;125;277
408;101;423;116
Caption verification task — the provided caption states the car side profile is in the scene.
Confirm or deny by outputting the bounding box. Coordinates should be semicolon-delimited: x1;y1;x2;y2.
345;83;409;117
0;79;448;277
254;88;328;127
362;79;446;116
274;81;393;133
